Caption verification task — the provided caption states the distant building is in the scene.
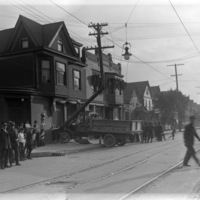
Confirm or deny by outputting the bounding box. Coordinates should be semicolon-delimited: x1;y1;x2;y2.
85;51;125;120
123;81;153;120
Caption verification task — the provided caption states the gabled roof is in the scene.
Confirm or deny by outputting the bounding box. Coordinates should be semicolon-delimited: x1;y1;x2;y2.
0;28;13;53
124;81;150;103
43;21;64;46
0;15;81;57
123;87;137;104
150;86;160;99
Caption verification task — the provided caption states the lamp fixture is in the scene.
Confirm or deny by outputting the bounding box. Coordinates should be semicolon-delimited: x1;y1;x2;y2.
122;42;132;60
122;23;132;60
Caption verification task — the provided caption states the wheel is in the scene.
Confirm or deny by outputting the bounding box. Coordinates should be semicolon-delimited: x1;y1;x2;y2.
129;135;134;143
74;135;82;143
60;131;71;143
116;137;126;146
103;134;116;148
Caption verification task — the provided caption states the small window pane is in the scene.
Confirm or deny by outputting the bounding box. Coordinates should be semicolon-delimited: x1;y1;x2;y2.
58;40;63;52
74;70;80;78
73;70;81;90
21;38;28;48
56;62;66;85
42;60;50;83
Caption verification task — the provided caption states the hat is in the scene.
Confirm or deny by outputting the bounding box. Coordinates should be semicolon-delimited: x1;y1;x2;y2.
2;122;7;126
190;115;196;120
8;121;15;126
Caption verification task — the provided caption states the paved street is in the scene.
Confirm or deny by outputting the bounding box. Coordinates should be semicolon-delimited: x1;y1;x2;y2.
1;131;200;200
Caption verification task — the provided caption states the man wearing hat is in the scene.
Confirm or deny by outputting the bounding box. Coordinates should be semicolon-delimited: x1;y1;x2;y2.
0;122;12;169
183;115;200;167
8;122;21;166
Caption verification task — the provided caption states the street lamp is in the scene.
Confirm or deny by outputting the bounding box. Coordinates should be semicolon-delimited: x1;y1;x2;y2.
122;42;132;60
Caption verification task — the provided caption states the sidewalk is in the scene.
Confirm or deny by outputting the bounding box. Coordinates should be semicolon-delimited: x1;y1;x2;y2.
32;139;102;157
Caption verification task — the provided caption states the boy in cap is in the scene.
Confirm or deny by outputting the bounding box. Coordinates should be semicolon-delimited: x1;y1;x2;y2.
183;115;200;167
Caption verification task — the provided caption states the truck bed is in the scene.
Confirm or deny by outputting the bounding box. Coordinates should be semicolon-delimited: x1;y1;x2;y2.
89;119;132;134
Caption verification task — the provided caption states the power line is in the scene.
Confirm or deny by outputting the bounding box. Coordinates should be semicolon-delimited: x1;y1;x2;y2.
49;0;88;26
111;52;200;64
126;0;139;24
169;0;200;53
106;36;173;80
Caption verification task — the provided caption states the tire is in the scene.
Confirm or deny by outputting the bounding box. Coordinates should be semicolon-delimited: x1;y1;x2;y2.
74;135;82;143
103;134;116;148
60;131;71;143
129;135;134;143
116;137;126;146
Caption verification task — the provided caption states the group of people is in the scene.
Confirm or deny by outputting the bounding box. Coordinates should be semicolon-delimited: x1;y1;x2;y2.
140;122;167;143
139;116;200;168
0;120;40;169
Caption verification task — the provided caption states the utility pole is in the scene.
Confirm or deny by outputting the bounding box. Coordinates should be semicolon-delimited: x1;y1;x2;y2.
167;63;184;91
87;23;114;87
60;23;114;130
167;63;184;130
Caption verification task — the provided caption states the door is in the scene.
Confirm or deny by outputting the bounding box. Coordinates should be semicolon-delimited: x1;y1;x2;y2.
9;108;22;124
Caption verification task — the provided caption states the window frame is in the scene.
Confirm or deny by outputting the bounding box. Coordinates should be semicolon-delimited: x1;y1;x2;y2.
56;62;66;86
91;70;100;93
41;60;51;83
73;69;81;90
57;40;63;52
21;37;29;49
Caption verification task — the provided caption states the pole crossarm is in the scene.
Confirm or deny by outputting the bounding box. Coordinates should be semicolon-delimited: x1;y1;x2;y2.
167;63;184;92
86;45;114;50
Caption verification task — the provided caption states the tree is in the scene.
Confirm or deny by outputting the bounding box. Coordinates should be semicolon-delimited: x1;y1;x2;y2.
155;89;189;128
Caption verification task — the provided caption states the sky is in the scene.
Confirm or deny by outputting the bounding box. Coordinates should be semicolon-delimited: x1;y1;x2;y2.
1;0;200;103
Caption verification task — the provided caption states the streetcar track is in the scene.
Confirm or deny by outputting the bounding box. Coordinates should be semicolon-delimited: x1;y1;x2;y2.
52;139;183;190
118;146;200;200
0;135;183;195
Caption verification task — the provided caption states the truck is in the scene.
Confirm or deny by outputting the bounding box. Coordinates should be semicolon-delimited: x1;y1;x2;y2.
58;116;143;148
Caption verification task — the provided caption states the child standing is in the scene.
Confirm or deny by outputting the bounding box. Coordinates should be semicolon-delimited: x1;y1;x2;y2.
18;128;26;161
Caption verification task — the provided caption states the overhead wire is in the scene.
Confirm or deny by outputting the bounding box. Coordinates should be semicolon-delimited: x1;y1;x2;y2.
168;0;200;100
49;0;88;26
19;0;54;23
10;0;48;24
46;0;197;87
169;0;200;54
3;0;198;96
111;52;200;64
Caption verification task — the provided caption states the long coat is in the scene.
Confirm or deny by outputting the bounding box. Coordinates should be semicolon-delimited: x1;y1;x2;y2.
184;123;200;147
0;128;12;150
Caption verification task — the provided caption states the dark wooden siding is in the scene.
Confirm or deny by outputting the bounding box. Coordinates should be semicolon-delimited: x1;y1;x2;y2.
0;54;35;88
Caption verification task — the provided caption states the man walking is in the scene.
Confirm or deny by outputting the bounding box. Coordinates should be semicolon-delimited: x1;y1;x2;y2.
183;115;200;167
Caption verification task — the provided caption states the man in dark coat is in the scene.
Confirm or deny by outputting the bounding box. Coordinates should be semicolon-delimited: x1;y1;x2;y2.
8;122;21;166
25;127;33;159
183;115;200;167
0;122;12;169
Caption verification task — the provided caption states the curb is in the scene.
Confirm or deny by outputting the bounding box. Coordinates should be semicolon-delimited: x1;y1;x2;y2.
31;144;102;158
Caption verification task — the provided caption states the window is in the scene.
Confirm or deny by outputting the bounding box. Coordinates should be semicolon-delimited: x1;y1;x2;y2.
41;60;50;83
73;70;81;90
21;37;29;49
91;70;100;93
58;40;63;52
74;46;80;56
56;62;66;85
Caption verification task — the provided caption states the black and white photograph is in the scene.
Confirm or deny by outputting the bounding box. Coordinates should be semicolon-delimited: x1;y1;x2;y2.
1;0;200;199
